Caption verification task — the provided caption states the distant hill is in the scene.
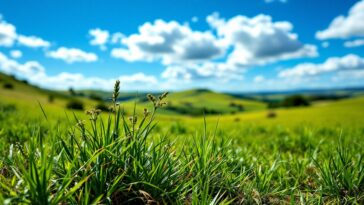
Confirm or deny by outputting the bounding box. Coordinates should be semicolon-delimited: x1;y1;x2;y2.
2;72;364;117
161;89;266;116
0;73;266;116
230;87;364;102
0;73;70;100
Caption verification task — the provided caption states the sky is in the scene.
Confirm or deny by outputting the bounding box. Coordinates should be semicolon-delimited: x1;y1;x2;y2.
0;0;364;92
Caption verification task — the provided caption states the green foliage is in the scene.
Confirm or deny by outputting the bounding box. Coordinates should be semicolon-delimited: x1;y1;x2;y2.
3;83;14;89
68;87;76;96
95;103;109;112
282;95;310;107
165;105;221;116
268;95;310;108
48;95;55;103
89;94;103;101
66;99;84;110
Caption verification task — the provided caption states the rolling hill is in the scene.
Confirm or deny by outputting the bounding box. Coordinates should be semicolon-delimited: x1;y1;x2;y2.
0;73;267;116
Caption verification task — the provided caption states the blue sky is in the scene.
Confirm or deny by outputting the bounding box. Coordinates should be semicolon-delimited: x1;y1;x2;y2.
0;0;364;91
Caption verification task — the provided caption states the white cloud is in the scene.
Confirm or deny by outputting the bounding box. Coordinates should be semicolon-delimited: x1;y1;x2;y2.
161;66;192;81
110;19;225;64
335;70;364;79
110;14;316;82
118;72;157;84
161;62;243;81
316;0;364;39
89;28;110;50
344;39;364;48
10;50;22;58
279;54;364;78
254;75;265;83
0;52;45;79
111;32;125;44
0;16;51;49
17;35;50;48
47;47;98;63
111;13;318;65
0;52;158;90
207;13;317;66
0;18;17;47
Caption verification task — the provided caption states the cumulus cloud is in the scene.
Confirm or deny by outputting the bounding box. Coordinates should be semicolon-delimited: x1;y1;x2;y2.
279;54;364;78
47;47;98;63
316;0;364;39
161;62;243;81
17;35;50;48
0;52;44;75
89;28;110;50
110;14;315;82
335;70;364;79
344;39;364;48
111;32;125;44
0;18;17;47
10;50;22;58
35;72;157;90
0;52;157;90
110;20;225;63
207;13;317;66
0;16;51;48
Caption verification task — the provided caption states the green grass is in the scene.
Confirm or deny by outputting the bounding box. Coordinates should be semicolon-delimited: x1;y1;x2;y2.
1;76;364;204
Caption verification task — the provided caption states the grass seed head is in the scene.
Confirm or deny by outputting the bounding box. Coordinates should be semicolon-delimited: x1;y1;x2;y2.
76;120;86;130
160;92;169;100
128;115;137;125
86;109;102;121
112;80;120;103
147;94;156;102
143;108;149;117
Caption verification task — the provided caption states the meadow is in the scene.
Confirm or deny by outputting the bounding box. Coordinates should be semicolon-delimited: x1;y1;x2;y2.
1;74;364;204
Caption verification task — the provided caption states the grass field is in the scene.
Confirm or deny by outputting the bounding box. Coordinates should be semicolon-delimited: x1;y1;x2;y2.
1;74;364;204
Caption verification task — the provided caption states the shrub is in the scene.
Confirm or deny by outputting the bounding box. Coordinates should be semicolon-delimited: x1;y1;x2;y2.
89;94;103;101
69;87;76;96
48;95;55;103
95;103;109;112
165;105;221;116
229;102;244;111
267;110;277;118
66;99;84;110
281;95;310;107
267;95;310;108
267;101;281;109
3;83;14;89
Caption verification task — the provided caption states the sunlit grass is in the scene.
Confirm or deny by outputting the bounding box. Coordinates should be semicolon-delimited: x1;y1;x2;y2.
0;79;364;204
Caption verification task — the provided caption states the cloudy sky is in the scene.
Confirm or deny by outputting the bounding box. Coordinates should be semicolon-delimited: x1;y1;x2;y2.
0;0;364;91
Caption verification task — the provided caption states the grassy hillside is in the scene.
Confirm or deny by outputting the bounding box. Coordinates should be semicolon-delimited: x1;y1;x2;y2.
160;89;266;116
1;75;364;204
0;73;267;117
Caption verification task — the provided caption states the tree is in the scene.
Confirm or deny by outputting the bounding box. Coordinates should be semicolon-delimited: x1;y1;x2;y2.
281;95;310;107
